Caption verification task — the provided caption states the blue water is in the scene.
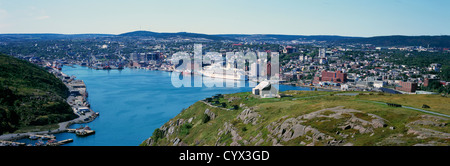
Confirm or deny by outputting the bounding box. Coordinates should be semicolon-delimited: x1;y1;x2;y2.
19;66;315;146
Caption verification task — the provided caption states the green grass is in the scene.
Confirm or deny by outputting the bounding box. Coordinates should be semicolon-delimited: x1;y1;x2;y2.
0;54;75;134
357;93;450;115
147;91;450;146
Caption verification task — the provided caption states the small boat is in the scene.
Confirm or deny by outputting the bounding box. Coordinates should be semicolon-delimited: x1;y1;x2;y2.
29;135;38;140
76;125;85;130
75;126;95;137
35;140;44;146
47;139;57;144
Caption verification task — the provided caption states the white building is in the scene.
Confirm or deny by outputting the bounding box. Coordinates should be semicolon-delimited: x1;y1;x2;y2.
319;48;326;58
252;81;279;98
341;84;349;91
373;81;386;88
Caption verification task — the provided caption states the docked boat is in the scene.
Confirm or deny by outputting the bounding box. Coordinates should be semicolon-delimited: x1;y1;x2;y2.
47;139;57;144
75;129;95;136
75;125;95;136
201;63;248;81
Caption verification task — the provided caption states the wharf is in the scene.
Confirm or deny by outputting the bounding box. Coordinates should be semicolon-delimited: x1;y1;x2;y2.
46;139;73;146
0;140;26;146
30;134;56;140
67;129;96;136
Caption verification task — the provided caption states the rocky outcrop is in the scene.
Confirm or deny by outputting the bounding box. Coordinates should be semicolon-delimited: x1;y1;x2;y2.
237;108;261;125
406;115;449;140
266;106;389;146
204;109;216;120
216;122;242;146
267;117;335;146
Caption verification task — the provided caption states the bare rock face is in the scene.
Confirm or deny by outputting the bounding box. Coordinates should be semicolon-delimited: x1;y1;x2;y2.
268;117;333;145
216;122;242;146
237;108;261;125
265;106;390;146
204;109;216;120
406;115;450;140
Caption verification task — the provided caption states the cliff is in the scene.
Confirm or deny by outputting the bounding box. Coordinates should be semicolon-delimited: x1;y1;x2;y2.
142;91;449;146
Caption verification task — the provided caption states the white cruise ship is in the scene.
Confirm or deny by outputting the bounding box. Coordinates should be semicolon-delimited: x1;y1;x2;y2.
201;63;248;81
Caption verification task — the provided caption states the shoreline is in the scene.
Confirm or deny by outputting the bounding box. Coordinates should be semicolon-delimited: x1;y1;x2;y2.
0;67;98;142
0;112;97;141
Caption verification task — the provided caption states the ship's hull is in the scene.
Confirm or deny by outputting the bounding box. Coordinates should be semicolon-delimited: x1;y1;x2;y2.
202;71;248;81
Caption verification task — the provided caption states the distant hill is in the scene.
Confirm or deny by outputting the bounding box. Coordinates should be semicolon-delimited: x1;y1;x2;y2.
119;31;361;42
119;31;226;41
215;34;359;41
0;54;76;134
0;33;113;41
337;35;450;47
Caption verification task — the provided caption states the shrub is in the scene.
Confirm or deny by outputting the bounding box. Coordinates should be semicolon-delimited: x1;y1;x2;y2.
180;123;192;136
152;128;164;141
242;126;247;132
202;114;210;123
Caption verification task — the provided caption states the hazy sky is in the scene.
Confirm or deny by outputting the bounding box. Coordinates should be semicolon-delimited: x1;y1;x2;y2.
0;0;449;37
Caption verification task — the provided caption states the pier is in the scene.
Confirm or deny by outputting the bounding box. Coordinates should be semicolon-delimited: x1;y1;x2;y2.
0;140;26;146
46;139;73;146
30;134;56;140
67;128;96;136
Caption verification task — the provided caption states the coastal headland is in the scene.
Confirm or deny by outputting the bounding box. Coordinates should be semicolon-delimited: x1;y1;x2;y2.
143;90;450;146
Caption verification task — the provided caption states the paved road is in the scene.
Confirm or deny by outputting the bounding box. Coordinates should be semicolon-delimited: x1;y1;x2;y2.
0;111;96;141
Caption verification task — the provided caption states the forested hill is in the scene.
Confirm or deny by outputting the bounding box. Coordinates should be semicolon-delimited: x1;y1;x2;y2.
0;54;76;134
336;35;450;48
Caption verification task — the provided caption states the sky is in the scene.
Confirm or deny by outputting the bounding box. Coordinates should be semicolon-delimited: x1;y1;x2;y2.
0;0;449;37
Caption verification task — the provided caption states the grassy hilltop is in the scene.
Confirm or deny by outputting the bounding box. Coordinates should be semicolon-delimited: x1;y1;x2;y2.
0;54;76;134
142;91;449;146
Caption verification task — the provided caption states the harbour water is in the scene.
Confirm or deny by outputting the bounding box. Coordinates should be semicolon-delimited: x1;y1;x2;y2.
19;66;316;146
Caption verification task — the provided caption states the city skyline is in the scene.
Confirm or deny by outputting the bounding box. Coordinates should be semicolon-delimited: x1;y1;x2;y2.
0;0;449;37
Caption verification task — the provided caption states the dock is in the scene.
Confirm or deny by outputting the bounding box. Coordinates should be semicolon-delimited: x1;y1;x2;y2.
31;134;56;140
76;130;95;136
46;139;73;146
66;128;96;136
0;140;26;146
